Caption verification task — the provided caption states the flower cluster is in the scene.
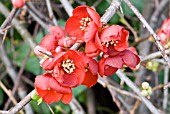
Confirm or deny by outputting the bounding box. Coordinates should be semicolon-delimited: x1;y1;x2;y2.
157;18;170;49
33;5;140;104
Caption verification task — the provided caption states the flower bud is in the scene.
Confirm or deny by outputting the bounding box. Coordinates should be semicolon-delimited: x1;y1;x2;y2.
11;0;25;8
142;82;150;90
141;90;148;97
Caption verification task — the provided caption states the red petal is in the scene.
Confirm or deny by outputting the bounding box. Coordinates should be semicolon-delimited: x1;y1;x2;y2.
40;34;58;52
87;58;98;75
114;29;129;51
105;55;123;68
84;21;98;42
82;71;98;88
65;16;84;42
95;32;107;52
40;58;54;70
43;89;63;104
122;50;140;68
34;75;49;90
61;93;72;104
98;58;106;77
104;66;118;76
87;7;101;27
57;73;78;87
35;87;47;97
84;39;102;58
100;25;121;42
49;77;72;94
72;6;90;18
58;38;75;48
48;26;66;38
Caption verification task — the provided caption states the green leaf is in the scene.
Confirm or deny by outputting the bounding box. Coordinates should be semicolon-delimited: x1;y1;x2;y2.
121;0;144;16
0;88;4;105
58;19;66;27
72;85;87;96
30;101;51;114
31;90;40;100
96;0;110;15
37;97;43;105
15;43;43;75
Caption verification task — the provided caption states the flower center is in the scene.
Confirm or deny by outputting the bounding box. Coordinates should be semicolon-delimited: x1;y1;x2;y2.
79;17;91;31
62;59;75;74
102;40;119;47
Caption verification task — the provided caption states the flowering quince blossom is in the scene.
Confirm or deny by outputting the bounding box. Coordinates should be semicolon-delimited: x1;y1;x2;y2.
65;6;102;42
157;18;170;48
52;50;86;87
99;47;140;76
34;74;72;104
11;0;25;8
95;25;129;54
33;5;141;105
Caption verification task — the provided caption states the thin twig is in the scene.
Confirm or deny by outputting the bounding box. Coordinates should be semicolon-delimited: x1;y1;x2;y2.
0;110;9;114
45;0;58;25
0;8;17;32
24;6;49;29
116;70;160;114
8;90;34;114
59;0;73;17
130;100;141;114
149;0;169;29
0;81;18;106
0;2;36;50
69;96;85;114
5;49;32;110
163;66;169;109
47;104;55;114
123;0;170;67
141;48;170;62
100;0;121;23
26;2;53;25
107;85;141;100
118;12;139;42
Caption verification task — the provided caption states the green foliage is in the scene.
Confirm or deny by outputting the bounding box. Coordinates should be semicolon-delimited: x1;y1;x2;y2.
31;101;50;114
0;88;4;105
121;0;144;16
72;85;87;96
14;43;42;75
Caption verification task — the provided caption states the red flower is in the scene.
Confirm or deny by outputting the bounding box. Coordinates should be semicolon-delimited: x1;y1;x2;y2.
34;74;72;104
65;6;101;43
80;53;98;88
99;47;140;76
95;25;129;54
48;26;66;39
39;34;59;52
53;50;86;87
11;0;25;8
157;18;170;48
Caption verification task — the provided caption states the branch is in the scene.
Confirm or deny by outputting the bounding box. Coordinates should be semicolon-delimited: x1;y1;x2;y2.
141;48;170;62
59;0;73;17
100;0;121;23
8;90;34;114
123;0;170;67
116;70;160;114
45;0;58;25
0;3;36;50
163;66;169;109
